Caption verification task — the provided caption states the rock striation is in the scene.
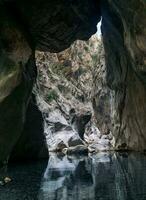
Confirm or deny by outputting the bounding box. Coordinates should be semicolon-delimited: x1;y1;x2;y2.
101;0;146;150
35;36;114;153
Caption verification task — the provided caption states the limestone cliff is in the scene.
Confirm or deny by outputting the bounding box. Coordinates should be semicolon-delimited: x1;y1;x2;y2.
35;35;114;153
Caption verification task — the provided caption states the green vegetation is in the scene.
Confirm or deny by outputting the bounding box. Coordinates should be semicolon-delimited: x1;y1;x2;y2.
46;89;59;102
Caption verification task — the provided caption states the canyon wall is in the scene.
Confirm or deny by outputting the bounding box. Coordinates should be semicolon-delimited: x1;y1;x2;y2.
35;35;114;153
101;0;146;150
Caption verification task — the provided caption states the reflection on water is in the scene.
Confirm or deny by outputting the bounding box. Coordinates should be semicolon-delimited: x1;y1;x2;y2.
1;152;146;200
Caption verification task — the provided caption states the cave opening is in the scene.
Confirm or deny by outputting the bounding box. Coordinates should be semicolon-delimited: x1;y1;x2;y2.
33;19;114;155
0;0;146;199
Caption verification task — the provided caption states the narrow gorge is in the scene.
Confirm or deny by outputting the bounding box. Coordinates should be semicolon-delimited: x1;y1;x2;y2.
0;0;146;199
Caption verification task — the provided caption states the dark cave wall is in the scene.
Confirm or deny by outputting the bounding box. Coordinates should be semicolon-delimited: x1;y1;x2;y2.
10;95;48;161
0;8;36;170
101;0;146;150
3;0;100;52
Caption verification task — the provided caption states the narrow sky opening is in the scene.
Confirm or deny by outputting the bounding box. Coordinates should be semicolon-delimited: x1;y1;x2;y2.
96;19;102;38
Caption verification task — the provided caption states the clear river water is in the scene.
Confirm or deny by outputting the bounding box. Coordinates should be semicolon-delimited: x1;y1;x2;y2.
0;152;146;200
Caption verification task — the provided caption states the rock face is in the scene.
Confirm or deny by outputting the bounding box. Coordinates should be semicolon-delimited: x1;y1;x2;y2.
101;0;146;150
35;36;114;153
3;0;100;52
0;8;36;169
10;95;48;161
35;37;97;152
92;41;112;135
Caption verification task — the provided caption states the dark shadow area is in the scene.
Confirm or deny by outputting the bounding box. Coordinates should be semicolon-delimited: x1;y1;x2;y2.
0;160;48;200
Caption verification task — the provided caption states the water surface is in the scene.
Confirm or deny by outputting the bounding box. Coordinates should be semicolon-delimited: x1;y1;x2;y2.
0;152;146;200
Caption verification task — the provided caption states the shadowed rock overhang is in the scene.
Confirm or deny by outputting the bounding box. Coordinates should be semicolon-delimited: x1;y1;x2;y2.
0;0;101;52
